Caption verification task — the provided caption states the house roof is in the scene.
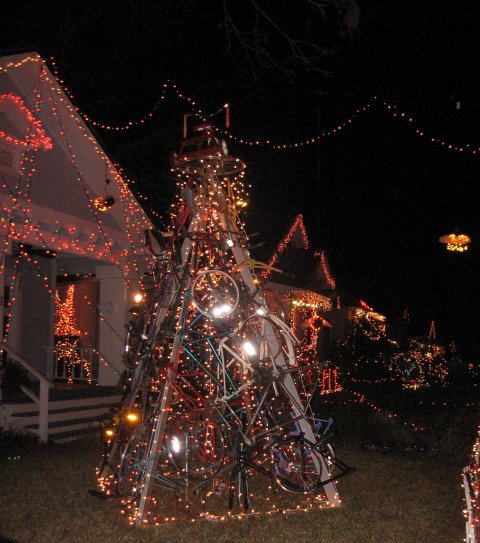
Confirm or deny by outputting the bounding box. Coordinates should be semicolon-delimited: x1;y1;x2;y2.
0;53;152;287
262;213;338;296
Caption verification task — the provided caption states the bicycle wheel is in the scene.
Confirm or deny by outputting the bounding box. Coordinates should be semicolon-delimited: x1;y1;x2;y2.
157;271;179;308
117;423;151;497
167;409;225;480
191;269;239;319
97;436;120;486
271;440;323;493
238;314;295;369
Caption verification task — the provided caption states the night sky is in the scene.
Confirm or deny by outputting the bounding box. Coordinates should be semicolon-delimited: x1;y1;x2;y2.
3;1;480;356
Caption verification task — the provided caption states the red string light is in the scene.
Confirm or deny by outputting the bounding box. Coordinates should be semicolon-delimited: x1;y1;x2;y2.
381;101;480;155
44;57;480;156
0;92;53;150
319;250;336;290
263;214;309;279
349;390;424;432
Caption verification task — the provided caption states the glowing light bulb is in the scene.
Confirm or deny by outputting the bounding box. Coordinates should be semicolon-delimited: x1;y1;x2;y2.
133;293;143;303
226;239;234;247
124;411;140;424
255;307;266;316
171;436;181;454
212;303;231;317
243;341;256;356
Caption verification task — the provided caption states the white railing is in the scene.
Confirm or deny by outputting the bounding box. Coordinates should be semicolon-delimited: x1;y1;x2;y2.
1;343;54;443
49;347;99;383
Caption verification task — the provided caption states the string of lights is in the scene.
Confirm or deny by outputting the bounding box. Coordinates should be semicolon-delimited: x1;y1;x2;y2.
348;390;425;432
0;92;52;150
1;178;128;347
40;57;480;156
1;69;47;341
0;76;150;282
317;250;336;290
0;89;144;355
40;65;153;270
0;238;122;376
45;82;137;291
0;54;42;75
262;214;309;279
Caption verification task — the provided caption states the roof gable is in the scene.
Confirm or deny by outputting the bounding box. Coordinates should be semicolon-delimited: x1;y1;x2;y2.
262;214;309;280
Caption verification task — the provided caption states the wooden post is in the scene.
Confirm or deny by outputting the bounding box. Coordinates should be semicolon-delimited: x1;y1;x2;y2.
39;380;49;443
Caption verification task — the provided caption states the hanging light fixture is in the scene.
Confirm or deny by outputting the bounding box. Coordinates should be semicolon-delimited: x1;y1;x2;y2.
92;162;115;212
93;195;115;211
439;231;471;252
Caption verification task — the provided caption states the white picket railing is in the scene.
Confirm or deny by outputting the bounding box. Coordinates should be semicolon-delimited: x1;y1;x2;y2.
1;343;54;443
48;346;99;383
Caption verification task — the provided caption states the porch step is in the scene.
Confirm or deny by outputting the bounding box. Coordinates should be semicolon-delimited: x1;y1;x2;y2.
24;415;105;443
44;425;101;444
8;401;120;427
0;393;121;443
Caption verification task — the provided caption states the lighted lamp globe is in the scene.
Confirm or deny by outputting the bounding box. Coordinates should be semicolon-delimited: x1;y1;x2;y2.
439;232;471;252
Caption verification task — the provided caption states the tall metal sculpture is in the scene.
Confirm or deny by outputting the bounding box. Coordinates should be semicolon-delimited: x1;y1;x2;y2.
97;117;352;525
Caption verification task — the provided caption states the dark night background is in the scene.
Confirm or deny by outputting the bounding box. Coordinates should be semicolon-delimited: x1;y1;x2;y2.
2;1;480;357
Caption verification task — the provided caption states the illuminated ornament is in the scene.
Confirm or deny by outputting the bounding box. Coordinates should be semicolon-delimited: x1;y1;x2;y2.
235;198;248;208
92;196;115;211
438;232;471;252
93;164;115;211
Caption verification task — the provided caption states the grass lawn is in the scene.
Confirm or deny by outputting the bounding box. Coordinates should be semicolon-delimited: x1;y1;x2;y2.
0;434;465;543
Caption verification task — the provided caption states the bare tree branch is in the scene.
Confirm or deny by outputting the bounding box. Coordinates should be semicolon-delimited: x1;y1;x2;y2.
221;0;360;81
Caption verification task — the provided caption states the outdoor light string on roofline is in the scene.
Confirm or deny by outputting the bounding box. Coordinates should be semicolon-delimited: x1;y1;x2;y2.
43;79;153;293
1;182;127;351
0;68;47;342
11;65;153;283
0;58;153;348
0;70;150;344
42;56;480;156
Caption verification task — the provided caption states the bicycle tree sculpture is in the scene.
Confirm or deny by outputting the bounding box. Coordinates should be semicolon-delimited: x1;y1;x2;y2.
96;117;352;525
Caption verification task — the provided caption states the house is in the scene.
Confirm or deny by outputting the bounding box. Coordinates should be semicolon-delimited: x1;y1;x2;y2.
259;213;386;390
0;52;152;441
